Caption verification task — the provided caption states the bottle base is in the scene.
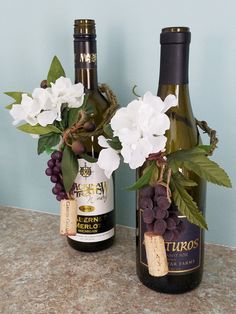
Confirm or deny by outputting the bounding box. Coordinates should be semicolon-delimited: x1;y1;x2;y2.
67;236;115;252
137;266;203;294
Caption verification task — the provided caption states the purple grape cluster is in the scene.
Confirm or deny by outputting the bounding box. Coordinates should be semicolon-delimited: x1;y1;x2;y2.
139;184;185;241
45;151;68;201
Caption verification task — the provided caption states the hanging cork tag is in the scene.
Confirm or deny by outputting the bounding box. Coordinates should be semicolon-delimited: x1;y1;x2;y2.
144;232;169;277
60;199;77;236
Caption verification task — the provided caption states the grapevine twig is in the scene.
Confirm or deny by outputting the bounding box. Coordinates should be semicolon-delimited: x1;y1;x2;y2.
196;119;218;155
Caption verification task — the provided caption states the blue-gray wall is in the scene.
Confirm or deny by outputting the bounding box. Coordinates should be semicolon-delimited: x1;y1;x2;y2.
0;0;235;246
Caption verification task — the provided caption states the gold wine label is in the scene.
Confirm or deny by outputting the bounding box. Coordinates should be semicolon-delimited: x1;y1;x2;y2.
60;199;77;236
79;53;97;63
79;205;95;212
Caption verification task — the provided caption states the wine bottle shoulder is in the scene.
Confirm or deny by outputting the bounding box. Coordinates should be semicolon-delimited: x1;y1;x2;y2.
158;85;199;154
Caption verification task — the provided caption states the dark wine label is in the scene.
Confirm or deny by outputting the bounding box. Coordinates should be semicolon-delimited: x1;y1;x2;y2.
76;211;114;234
139;210;201;273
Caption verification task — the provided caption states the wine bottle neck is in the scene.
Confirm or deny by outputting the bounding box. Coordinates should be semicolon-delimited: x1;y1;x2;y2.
158;43;189;85
74;37;98;90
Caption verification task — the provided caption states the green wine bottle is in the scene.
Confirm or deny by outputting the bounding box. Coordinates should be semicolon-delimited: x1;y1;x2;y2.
136;27;206;293
67;19;115;252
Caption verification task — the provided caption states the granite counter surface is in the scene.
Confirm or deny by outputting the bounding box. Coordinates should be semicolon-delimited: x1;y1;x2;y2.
0;206;235;314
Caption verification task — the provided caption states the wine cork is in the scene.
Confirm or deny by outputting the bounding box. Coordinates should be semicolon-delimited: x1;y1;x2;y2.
144;232;169;277
60;199;77;236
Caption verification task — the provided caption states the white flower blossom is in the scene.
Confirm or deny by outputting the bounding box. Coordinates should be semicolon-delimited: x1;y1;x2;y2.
10;94;38;126
97;136;120;178
110;91;177;169
51;77;84;108
9;76;85;127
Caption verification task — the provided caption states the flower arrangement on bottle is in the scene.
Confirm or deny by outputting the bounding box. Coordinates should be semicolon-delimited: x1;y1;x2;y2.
5;56;231;273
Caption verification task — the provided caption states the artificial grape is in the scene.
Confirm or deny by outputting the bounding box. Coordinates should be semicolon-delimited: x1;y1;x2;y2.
47;159;55;168
163;230;174;241
143;208;155;224
59;191;67;198
52;186;59;195
139;197;153;210
45;168;53;176
53;166;61;175
40;79;48;89
164;209;169;219
83;121;96;132
140;186;154;198
155;183;167;197
50;175;59;183
51;151;62;161
154;206;168;220
55;160;61;168
146;223;154;232
55;183;63;192
166;217;176;230
153;219;167;236
56;194;63;201
169;212;180;225
172;229;180;241
155;195;170;211
71;140;85;155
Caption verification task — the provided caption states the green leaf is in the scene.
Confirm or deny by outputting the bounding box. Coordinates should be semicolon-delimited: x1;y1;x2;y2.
107;137;122;150
170;173;208;230
68;108;81;128
45;147;56;155
167;146;232;187
149;165;159;186
80;153;97;163
173;172;198;187
47;56;66;85
103;124;114;138
198;145;212;154
61;146;78;192
127;162;156;191
60;107;69;130
4;92;30;109
37;133;61;155
17;123;62;135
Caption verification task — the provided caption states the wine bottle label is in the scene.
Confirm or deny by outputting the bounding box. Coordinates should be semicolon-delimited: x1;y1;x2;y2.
139;210;201;274
74;41;97;69
68;159;114;243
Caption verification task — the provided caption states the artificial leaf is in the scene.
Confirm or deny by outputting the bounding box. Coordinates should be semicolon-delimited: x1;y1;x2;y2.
4;92;30;109
61;146;78;192
60;107;69;129
47;56;65;85
127;162;155;191
107;137;122;150
68;108;81;128
37;133;61;155
173;171;198;187
45;147;56;155
198;145;212;154
17;123;62;135
170;174;208;230
167;146;231;187
167;146;206;173
80;153;97;163
149;165;159;186
103;124;114;138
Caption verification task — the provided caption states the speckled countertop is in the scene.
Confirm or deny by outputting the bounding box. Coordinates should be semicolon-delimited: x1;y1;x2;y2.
0;206;236;314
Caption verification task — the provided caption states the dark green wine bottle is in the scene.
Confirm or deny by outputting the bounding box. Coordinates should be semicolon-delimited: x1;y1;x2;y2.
67;19;115;252
136;27;206;293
